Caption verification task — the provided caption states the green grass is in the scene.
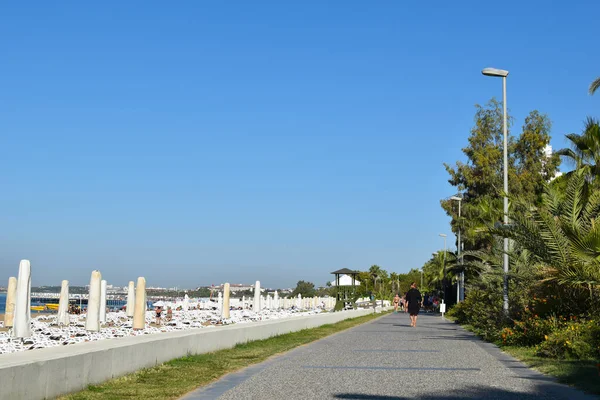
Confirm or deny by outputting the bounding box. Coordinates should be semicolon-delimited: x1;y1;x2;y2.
61;311;387;400
501;346;600;396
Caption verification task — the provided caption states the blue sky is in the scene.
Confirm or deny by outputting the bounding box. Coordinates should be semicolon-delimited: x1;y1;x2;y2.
1;1;598;289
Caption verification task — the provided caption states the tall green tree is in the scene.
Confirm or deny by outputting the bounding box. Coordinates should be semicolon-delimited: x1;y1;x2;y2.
442;99;560;250
291;281;316;298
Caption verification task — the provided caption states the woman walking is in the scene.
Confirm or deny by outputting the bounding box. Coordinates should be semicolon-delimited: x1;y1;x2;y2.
393;293;401;313
405;282;422;327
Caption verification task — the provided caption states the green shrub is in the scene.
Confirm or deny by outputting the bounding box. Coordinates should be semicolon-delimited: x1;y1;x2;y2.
501;311;561;346
536;319;600;360
447;289;506;341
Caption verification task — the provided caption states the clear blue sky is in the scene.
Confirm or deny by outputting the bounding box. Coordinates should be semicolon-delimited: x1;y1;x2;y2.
1;1;598;289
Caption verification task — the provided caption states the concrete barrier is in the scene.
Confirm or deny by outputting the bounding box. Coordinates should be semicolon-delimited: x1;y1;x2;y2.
0;309;375;400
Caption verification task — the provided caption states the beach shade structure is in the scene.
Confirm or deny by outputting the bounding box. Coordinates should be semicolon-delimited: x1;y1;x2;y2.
183;294;189;311
133;277;146;330
222;283;230;319
126;281;135;317
330;268;360;310
5;277;17;328
13;260;32;338
57;280;70;326
254;281;261;311
85;270;102;332
100;280;107;323
153;301;165;308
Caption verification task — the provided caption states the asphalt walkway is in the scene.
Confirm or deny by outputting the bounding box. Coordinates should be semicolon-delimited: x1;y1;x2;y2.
182;312;596;399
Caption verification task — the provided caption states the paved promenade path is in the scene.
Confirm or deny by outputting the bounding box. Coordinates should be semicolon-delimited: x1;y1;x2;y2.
183;313;596;400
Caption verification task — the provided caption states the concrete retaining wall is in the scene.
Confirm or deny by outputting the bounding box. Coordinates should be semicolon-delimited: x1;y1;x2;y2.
0;309;375;400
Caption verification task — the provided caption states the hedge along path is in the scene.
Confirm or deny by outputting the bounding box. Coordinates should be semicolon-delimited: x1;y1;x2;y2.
61;311;389;400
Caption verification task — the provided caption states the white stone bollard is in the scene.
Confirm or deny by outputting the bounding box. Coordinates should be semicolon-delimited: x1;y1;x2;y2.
222;283;230;319
4;277;17;328
57;280;70;326
100;280;107;323
254;281;261;312
85;271;102;332
13;260;32;338
133;277;146;330
126;281;135;317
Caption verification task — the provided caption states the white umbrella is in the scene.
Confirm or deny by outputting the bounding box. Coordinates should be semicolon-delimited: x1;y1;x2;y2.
153;301;165;307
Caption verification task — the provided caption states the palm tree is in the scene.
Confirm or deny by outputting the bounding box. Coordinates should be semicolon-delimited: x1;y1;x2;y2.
556;117;600;179
590;77;600;95
498;169;600;298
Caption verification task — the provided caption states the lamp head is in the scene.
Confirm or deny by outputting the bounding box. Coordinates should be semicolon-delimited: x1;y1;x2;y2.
439;233;447;238
450;196;462;201
482;67;509;77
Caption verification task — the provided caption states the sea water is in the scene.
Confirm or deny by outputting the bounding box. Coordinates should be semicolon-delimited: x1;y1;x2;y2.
0;293;6;313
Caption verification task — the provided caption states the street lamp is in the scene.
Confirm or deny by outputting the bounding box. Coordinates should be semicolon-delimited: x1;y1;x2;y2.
450;195;463;302
482;67;510;314
439;233;447;302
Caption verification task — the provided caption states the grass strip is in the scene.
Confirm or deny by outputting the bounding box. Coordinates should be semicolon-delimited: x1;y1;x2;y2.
501;346;600;396
61;311;387;400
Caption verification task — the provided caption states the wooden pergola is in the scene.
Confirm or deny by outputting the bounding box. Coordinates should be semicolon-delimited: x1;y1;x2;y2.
331;268;360;308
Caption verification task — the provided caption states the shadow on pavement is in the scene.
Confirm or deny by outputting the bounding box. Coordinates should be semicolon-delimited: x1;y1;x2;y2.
333;383;590;399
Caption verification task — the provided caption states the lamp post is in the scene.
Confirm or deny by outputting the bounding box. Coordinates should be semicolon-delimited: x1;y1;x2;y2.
450;195;463;302
439;233;447;302
482;67;510;314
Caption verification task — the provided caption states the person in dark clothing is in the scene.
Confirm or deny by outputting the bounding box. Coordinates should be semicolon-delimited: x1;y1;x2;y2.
405;282;422;328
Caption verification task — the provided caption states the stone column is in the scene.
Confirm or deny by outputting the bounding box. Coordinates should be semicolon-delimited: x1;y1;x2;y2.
254;281;261;312
133;277;146;330
222;283;230;319
4;277;17;328
126;281;135;317
57;280;70;326
217;291;223;314
100;280;107;323
183;294;190;311
13;260;32;338
85;270;102;332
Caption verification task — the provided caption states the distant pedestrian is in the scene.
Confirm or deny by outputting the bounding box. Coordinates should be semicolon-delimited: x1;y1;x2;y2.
405;282;422;328
393;293;401;313
155;306;163;325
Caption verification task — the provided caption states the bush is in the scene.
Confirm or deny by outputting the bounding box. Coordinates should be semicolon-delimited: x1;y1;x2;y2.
536;319;600;360
501;311;560;346
447;289;506;341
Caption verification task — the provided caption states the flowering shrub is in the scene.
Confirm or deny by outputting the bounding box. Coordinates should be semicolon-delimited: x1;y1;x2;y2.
501;311;561;346
536;320;600;360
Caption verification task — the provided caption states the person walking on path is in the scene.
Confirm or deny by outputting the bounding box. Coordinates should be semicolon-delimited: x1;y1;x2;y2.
393;293;401;313
405;282;422;327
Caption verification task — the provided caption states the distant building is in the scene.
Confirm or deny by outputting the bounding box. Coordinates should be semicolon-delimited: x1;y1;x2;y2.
544;145;563;181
